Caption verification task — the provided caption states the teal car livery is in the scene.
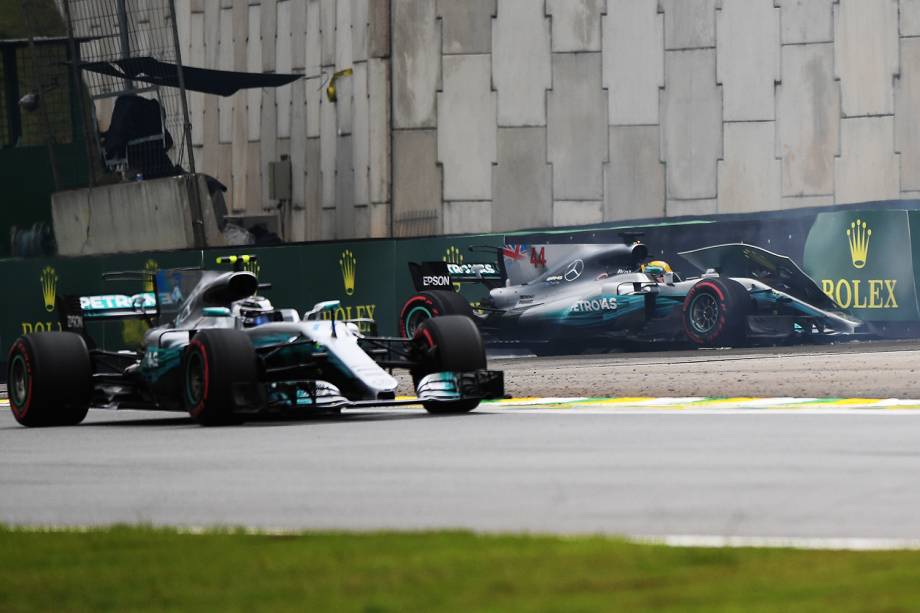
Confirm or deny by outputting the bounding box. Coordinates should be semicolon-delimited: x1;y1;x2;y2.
400;242;863;355
7;256;503;427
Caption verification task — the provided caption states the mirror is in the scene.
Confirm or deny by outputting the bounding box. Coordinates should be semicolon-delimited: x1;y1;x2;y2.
304;300;341;321
202;307;231;317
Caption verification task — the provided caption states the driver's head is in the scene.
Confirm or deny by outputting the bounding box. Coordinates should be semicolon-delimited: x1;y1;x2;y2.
232;296;274;327
642;260;671;281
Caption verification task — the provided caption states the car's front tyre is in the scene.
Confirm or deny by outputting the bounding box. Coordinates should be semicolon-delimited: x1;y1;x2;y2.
682;277;751;347
412;315;486;414
182;329;258;425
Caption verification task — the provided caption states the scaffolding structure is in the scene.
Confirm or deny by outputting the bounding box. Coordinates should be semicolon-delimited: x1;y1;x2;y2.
59;0;195;181
56;0;204;247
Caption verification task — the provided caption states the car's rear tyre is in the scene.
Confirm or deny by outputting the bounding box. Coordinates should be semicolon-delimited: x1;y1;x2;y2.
682;277;751;347
399;290;474;338
182;329;257;425
412;315;485;414
7;332;92;427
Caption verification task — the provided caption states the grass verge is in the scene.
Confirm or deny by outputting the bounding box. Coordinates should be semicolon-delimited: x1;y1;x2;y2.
2;526;919;612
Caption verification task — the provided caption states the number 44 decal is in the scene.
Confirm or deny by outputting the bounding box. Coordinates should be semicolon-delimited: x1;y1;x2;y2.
530;247;546;267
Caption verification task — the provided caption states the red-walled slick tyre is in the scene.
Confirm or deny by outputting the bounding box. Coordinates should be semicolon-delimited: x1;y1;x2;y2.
182;329;257;425
7;332;92;427
399;290;474;338
682;277;751;347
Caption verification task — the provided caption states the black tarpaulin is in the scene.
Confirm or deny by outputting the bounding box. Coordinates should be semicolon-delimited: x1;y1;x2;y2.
80;56;302;96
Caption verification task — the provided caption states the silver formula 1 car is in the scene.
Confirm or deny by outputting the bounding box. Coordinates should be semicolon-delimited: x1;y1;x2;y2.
7;256;503;427
399;242;863;355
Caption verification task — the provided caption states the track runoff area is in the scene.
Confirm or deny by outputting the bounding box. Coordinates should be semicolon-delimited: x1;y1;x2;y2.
483;396;920;413
4;340;920;551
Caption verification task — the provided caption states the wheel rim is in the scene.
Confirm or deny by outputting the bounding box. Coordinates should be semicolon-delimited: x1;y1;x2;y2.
403;305;433;337
185;351;204;405
689;293;720;334
9;354;28;408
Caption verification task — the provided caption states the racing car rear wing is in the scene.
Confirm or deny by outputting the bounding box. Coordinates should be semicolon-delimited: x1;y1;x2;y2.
78;292;157;318
55;291;159;335
57;256;266;335
408;246;507;292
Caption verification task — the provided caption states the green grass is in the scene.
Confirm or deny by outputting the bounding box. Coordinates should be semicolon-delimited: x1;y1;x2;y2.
2;527;920;612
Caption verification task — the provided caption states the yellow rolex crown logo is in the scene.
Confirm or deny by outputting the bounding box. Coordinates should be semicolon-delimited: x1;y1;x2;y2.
443;246;463;265
846;219;871;269
40;266;58;312
340;249;356;296
443;246;463;292
143;259;158;292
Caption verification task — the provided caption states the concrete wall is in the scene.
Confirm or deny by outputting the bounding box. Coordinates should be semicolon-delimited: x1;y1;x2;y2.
172;0;391;243
172;0;920;240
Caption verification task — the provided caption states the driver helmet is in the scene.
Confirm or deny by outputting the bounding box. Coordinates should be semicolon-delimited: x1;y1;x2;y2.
231;296;274;327
642;260;672;281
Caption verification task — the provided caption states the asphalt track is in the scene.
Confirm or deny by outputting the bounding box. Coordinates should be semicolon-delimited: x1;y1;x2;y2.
3;339;920;545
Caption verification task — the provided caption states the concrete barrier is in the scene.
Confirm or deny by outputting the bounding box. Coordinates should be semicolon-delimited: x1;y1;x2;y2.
51;174;224;256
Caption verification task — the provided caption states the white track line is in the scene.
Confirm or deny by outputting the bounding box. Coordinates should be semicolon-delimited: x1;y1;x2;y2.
633;534;920;551
483;407;920;416
482;397;920;412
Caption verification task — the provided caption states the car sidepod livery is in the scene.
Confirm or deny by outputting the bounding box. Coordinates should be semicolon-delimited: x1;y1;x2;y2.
7;256;504;427
399;242;864;355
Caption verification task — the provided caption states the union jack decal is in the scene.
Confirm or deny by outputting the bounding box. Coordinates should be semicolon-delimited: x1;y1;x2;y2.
502;244;529;261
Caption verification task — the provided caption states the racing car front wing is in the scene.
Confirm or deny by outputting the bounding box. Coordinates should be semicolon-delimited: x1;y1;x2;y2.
253;369;504;413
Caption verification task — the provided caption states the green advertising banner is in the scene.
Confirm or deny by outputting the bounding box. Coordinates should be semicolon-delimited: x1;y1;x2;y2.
0;232;506;366
0;238;421;368
2;256;102;354
207;241;399;335
803;210;920;321
0;250;203;357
